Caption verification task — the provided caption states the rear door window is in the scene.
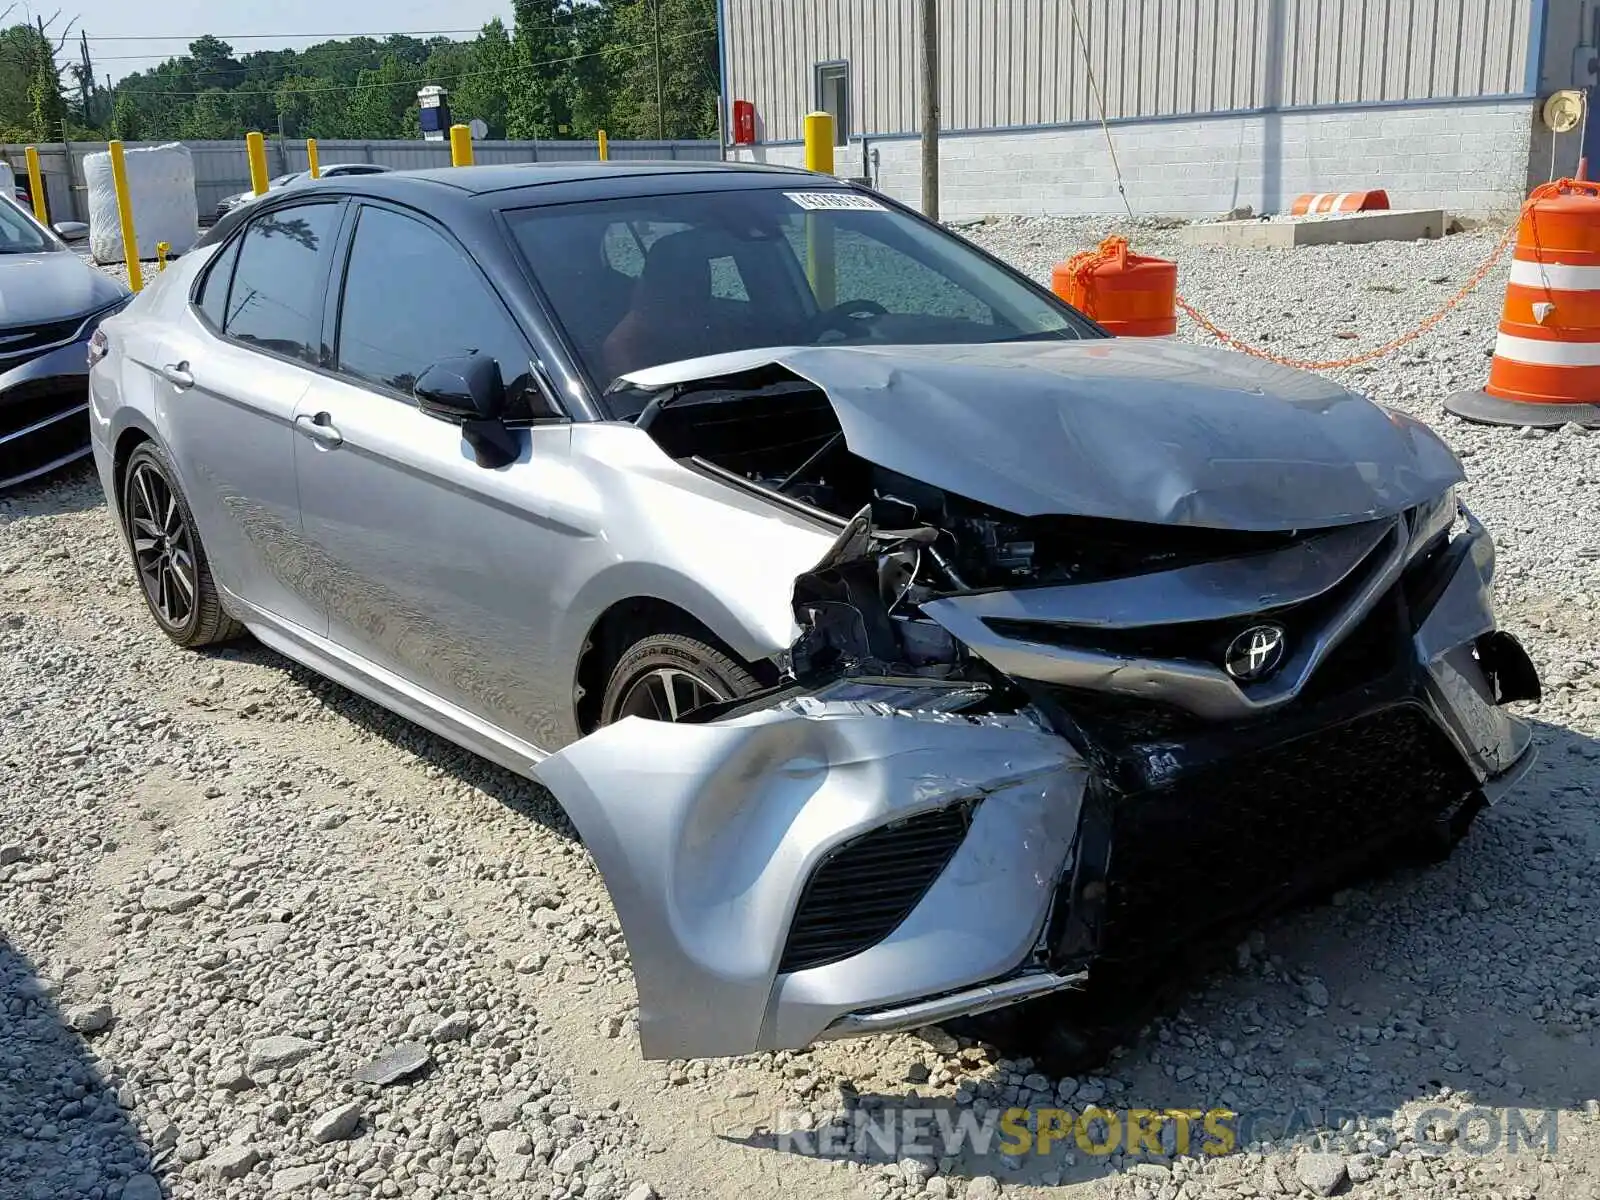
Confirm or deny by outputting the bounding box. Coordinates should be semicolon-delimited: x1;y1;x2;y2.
193;235;243;331
222;201;343;364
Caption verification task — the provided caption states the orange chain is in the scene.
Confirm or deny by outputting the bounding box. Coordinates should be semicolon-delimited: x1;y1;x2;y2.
1172;218;1521;371
1062;234;1130;298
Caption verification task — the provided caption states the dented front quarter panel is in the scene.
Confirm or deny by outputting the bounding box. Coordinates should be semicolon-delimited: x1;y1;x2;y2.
533;698;1086;1060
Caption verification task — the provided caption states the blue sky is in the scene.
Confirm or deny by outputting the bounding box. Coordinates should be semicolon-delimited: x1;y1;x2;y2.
51;0;516;82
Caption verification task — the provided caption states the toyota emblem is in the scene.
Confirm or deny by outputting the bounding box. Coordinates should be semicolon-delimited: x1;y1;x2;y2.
1224;624;1287;682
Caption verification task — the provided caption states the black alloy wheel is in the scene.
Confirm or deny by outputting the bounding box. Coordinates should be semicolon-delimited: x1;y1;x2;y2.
598;632;762;726
121;442;242;647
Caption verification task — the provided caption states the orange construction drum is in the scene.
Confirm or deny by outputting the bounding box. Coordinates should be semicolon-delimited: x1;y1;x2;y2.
1052;236;1177;336
1290;189;1390;216
1446;178;1600;427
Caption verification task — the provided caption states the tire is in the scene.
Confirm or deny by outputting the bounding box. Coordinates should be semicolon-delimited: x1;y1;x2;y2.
598;631;762;726
121;442;244;648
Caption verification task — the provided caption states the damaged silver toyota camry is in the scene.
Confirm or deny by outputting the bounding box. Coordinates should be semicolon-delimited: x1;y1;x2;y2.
88;163;1540;1063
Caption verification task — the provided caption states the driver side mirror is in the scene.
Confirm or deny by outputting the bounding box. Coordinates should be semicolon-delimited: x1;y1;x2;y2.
415;354;505;423
52;221;89;242
414;355;519;470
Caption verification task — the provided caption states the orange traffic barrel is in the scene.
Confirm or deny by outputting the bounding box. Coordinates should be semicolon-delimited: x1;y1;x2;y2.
1053;236;1177;336
1446;178;1600;427
1291;189;1390;216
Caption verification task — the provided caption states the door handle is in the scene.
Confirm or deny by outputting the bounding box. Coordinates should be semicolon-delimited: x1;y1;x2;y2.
294;413;344;448
161;362;194;389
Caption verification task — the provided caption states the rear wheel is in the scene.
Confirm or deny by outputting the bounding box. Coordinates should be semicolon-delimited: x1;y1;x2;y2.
598;632;761;726
121;442;243;648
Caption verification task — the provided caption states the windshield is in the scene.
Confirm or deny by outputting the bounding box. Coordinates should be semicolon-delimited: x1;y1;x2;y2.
0;195;55;254
505;187;1096;399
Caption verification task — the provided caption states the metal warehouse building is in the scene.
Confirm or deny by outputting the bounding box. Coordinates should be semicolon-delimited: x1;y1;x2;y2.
719;0;1595;218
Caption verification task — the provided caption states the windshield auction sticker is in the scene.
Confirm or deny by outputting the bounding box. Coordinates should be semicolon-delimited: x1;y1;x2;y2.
784;191;887;211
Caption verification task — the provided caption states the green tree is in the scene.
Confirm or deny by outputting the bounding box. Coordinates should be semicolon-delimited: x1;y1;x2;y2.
110;91;145;140
28;45;68;141
435;23;510;136
181;88;239;140
604;0;718;140
506;0;575;139
343;56;414;139
185;35;241;92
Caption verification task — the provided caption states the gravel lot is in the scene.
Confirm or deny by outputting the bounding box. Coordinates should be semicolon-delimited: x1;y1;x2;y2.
6;220;1600;1200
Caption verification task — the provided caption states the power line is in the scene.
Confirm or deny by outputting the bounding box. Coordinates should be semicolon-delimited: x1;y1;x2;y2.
83;29;488;43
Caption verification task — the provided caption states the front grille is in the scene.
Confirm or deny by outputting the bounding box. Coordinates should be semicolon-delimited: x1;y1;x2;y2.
0;318;81;361
2;386;87;438
1089;705;1474;964
779;802;976;974
0;386;90;485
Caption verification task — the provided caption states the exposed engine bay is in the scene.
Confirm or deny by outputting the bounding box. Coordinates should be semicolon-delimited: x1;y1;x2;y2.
638;372;1302;687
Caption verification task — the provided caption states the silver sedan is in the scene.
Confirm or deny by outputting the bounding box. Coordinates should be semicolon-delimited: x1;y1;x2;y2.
88;162;1539;1063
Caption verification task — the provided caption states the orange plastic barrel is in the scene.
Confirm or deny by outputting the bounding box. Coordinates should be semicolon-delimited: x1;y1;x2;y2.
1052;237;1177;336
1290;189;1390;216
1446;178;1600;427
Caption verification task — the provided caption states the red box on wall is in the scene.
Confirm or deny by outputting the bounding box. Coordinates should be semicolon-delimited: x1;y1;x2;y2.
731;100;756;145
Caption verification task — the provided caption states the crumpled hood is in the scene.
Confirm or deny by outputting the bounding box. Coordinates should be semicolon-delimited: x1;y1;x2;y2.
638;339;1465;531
0;251;127;329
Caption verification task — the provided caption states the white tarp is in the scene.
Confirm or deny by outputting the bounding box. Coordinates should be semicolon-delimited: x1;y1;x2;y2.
84;142;199;265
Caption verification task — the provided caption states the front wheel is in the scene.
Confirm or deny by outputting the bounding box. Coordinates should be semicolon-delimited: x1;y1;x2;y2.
598;632;761;726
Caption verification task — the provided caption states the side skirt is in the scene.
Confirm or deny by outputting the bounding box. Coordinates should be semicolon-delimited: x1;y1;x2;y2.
218;585;550;778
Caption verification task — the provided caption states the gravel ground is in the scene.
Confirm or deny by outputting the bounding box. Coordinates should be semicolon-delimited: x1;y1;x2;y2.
6;221;1600;1200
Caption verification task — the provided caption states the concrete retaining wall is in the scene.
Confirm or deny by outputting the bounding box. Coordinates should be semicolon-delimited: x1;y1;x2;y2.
733;99;1537;221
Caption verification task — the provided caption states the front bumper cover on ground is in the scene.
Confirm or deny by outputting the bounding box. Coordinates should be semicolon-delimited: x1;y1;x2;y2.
535;509;1537;1061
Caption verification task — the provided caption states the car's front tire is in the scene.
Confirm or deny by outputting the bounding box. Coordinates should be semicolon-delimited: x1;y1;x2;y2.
121;442;243;648
598;631;761;726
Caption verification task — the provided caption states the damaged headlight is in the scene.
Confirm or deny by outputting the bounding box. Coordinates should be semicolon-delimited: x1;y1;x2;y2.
1408;487;1459;559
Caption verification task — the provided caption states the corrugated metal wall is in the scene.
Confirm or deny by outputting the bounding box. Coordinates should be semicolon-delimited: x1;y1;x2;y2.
726;0;1536;143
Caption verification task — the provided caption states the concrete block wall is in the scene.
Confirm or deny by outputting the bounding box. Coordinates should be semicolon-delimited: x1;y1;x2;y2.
733;99;1537;221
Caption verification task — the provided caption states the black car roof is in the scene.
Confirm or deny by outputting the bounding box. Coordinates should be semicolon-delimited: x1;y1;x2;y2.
198;158;842;247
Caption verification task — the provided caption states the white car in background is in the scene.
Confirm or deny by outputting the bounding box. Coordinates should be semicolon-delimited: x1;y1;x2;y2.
213;163;391;221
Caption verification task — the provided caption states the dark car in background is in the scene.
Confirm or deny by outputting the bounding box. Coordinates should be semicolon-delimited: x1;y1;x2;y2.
0;194;130;489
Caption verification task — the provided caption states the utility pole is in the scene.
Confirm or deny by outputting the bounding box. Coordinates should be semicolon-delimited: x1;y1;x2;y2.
648;0;665;140
78;30;93;120
920;0;939;221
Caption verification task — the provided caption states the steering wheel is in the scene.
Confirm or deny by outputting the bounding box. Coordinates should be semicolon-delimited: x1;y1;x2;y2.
813;298;889;339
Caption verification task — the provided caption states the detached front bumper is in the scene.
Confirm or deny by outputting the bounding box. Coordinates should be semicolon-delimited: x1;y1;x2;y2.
536;507;1536;1061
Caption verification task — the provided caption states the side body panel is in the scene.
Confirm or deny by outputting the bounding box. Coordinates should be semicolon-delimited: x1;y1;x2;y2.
292;375;598;749
158;311;319;631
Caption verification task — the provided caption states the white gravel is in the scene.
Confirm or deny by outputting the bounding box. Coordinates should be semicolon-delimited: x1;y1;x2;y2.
8;218;1600;1200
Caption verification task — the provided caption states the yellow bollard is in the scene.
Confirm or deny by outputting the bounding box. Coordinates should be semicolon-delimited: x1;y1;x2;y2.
802;111;836;309
24;146;47;224
597;129;609;161
306;138;320;179
156;242;170;272
803;111;835;174
450;124;474;167
107;140;143;294
245;131;269;195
